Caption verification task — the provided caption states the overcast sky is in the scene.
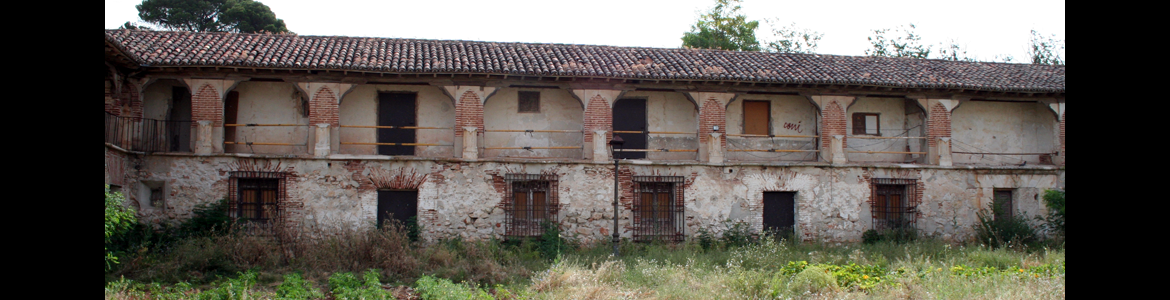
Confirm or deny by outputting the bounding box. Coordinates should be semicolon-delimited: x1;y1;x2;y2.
105;0;1065;63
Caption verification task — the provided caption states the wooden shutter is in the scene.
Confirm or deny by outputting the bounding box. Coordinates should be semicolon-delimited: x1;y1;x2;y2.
743;101;770;135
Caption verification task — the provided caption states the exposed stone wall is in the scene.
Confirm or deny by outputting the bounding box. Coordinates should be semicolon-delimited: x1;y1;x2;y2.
135;154;1064;243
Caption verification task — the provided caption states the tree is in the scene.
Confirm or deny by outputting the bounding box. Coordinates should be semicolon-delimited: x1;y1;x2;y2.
865;23;931;59
936;39;976;62
681;0;761;51
1029;29;1065;65
136;0;289;33
762;20;823;54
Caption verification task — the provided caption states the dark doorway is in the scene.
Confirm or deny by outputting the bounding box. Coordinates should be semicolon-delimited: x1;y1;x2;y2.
169;86;192;152
613;98;647;159
763;192;795;236
377;190;418;229
993;189;1013;220
377;92;417;155
223;91;240;153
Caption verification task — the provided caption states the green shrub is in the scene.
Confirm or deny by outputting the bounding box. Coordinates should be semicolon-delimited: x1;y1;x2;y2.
328;270;390;300
1037;189;1065;240
538;221;569;259
275;273;325;300
861;227;918;244
721;220;757;248
414;275;494;300
196;270;260;300
789;265;838;294
106;185;137;270
974;208;1038;249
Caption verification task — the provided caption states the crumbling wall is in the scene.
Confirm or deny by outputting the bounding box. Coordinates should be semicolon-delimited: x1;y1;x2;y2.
136;154;1065;243
725;95;819;162
482;88;583;159
951;101;1056;166
230;82;310;155
338;84;455;157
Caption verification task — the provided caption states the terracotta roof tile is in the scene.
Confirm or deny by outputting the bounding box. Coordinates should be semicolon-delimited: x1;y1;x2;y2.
105;29;1064;93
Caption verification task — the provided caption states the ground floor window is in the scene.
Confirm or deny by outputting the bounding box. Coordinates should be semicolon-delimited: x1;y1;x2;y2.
870;178;918;230
632;176;685;242
229;171;286;223
993;189;1014;220
504;174;558;238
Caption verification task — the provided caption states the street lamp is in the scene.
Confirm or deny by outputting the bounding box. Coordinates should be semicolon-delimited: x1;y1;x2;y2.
608;134;624;257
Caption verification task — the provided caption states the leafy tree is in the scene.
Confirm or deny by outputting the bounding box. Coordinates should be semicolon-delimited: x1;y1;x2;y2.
681;0;761;51
105;185;137;270
936;39;976;62
1029;29;1065;65
763;20;823;54
136;0;289;33
865;23;931;59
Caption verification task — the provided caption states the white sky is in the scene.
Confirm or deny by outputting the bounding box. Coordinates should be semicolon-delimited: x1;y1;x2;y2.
105;0;1064;63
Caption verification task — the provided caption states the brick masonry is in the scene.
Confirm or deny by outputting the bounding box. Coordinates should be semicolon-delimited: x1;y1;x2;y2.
309;86;340;126
583;94;612;143
927;102;952;148
698;97;726;147
192;84;223;126
821;100;846;149
454;90;484;137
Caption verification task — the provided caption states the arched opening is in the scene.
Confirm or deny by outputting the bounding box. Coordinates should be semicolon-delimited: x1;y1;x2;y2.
338;84;455;157
224;81;309;155
141;79;192;152
617;91;699;161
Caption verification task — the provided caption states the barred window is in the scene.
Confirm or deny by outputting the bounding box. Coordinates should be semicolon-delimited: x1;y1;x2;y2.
229;171;286;223
632;176;685;242
505;174;558;238
870;178;918;230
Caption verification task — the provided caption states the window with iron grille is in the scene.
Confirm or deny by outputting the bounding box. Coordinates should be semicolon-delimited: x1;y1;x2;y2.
504;174;558;238
870;178;918;230
632;176;685;242
228;171;287;223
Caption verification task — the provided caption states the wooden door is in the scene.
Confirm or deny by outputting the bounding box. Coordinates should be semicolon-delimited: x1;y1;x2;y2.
377;190;418;229
763;192;795;235
223;91;239;153
377;93;416;155
613;99;647;159
993;189;1013;220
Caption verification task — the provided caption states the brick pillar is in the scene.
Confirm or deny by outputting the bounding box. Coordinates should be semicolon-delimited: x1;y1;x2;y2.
572;90;623;161
690;92;735;162
183;79;239;154
921;99;959;165
444;86;497;158
298;82;353;156
463;127;478;160
810;96;854;163
314;124;331;157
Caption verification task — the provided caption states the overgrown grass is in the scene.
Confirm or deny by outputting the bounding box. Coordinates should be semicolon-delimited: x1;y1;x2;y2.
107;223;1064;299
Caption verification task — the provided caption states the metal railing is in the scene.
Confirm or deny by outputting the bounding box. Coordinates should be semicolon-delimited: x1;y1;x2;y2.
104;112;193;153
224;123;311;152
338;125;453;148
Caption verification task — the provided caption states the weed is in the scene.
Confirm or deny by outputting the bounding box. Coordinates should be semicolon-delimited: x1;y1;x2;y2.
275;273;325;300
974;208;1038;249
414;275;493;300
328;270;390;300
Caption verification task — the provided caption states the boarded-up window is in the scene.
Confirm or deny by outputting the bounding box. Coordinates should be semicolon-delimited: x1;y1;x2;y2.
743;100;770;135
852;113;880;135
518;91;540;113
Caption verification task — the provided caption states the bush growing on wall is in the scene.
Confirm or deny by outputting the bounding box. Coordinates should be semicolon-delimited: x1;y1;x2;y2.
1037;189;1065;241
973;207;1038;249
105;185;137;270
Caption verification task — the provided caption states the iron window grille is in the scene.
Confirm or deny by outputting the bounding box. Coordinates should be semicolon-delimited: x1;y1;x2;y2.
870;178;918;230
632;176;686;242
504;174;558;239
228;171;287;226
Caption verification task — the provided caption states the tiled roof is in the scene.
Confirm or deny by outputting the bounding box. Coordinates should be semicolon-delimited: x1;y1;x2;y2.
105;29;1065;93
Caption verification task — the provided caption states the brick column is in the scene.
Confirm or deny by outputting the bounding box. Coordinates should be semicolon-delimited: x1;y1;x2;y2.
183;79;239;154
918;99;959;165
572;90;623;161
810;96;854;163
297;82;353;156
444;86;497;159
690;92;736;162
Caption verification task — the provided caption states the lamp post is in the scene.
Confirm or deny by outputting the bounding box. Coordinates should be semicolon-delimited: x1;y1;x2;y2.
608;135;624;257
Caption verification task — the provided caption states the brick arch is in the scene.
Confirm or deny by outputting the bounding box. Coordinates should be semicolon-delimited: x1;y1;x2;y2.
454;90;483;137
583;94;612;142
699;97;726;147
927;102;952;148
310;86;339;126
193;83;223;126
821;100;845;149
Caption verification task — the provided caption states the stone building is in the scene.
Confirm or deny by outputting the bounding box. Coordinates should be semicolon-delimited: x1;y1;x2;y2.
104;29;1065;243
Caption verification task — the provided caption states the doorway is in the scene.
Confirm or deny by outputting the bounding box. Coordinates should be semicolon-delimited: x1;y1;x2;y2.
763;192;796;236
